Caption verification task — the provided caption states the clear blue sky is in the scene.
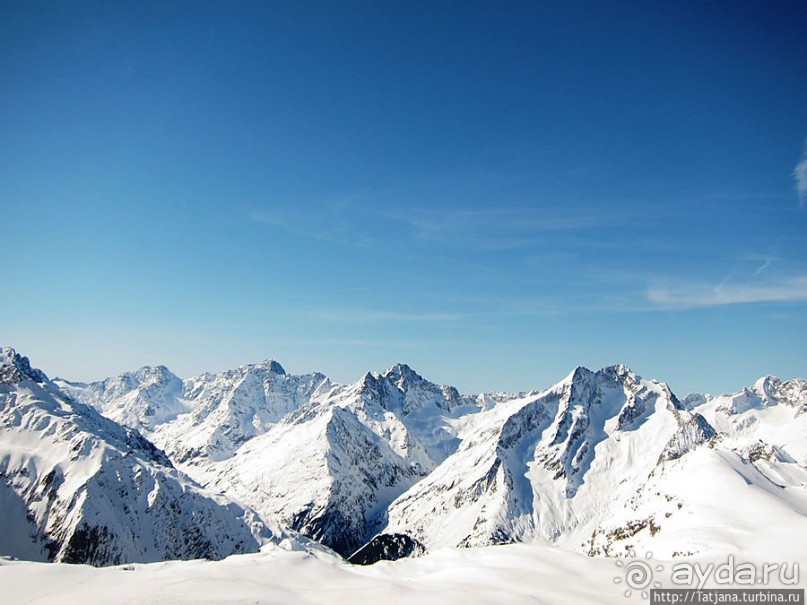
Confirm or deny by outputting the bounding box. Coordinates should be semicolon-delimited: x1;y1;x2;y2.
2;1;806;396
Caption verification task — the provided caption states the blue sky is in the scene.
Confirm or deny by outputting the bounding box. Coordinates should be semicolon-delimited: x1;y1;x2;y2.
2;1;806;395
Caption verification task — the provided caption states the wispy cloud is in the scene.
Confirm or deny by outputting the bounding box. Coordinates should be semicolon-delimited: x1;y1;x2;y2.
379;205;614;243
249;206;376;248
249;193;630;254
752;255;776;277
754;260;772;277
794;140;807;207
647;276;807;309
297;307;463;324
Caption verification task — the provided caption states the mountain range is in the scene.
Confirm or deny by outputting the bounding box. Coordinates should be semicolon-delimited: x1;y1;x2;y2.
2;345;805;566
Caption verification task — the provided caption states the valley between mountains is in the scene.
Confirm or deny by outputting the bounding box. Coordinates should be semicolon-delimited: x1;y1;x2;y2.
1;345;806;568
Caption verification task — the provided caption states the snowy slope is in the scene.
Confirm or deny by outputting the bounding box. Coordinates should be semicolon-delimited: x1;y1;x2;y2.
2;541;804;605
346;364;473;467
620;375;807;559
189;363;487;556
62;360;485;556
55;365;190;433
373;365;807;559
47;351;807;566
691;375;807;462
154;360;342;466
0;543;652;605
58;360;340;465
203;403;424;556
0;347;308;566
63;361;480;473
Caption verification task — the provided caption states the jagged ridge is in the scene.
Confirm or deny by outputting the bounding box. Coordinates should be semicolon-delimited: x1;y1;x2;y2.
13;347;807;564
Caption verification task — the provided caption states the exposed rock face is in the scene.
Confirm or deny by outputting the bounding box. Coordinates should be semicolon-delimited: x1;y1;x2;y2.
0;347;48;385
348;533;426;565
659;412;717;462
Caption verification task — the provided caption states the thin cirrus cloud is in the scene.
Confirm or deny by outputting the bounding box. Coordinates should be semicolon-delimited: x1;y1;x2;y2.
249;209;377;248
750;255;776;277
376;205;619;242
251;201;619;253
646;275;807;309
296;307;464;324
795;140;807;207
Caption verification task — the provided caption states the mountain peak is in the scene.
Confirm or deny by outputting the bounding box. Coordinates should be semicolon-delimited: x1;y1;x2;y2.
383;363;422;382
753;374;780;396
131;364;180;384
564;364;638;387
602;363;633;375
0;346;48;385
256;359;286;375
564;365;593;384
598;363;638;383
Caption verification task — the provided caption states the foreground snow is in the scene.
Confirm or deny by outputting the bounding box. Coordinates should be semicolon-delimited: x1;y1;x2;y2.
2;542;804;605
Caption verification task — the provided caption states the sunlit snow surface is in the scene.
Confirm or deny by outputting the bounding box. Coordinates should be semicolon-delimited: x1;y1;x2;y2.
2;541;805;605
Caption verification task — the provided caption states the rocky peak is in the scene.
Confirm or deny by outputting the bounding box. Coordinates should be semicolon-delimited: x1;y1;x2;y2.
753;375;807;413
256;359;286;375
596;364;640;390
0;346;49;385
105;365;181;395
137;364;177;383
752;375;780;405
558;364;641;411
383;363;423;387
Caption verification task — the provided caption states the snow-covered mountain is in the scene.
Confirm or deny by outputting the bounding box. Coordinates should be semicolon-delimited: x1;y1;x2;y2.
197;363;493;556
58;360;481;555
58;360;341;466
368;365;807;561
0;347;308;566
33;349;807;564
55;365;189;433
204;403;424;556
